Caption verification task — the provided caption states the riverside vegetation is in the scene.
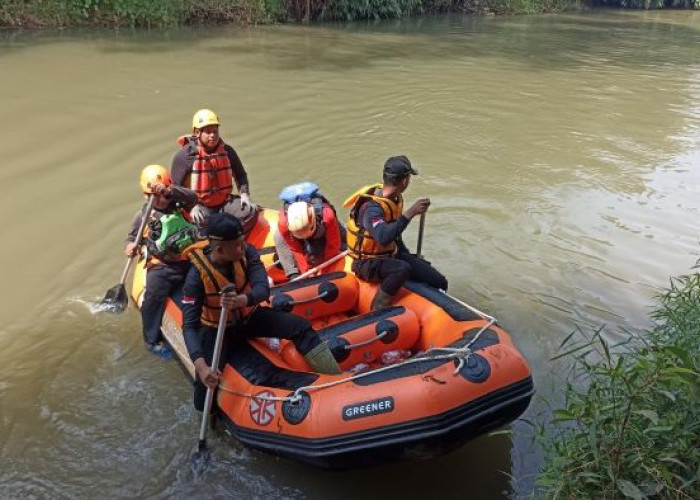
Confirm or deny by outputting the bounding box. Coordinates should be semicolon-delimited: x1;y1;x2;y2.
2;2;699;497
2;0;697;28
535;270;700;498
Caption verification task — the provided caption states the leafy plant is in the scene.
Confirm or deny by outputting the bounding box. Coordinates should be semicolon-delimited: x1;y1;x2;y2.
0;0;585;27
537;273;700;498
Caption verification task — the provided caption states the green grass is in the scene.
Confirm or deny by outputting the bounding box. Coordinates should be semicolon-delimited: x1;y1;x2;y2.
308;0;581;20
2;0;698;27
0;0;285;28
535;271;700;498
0;0;581;28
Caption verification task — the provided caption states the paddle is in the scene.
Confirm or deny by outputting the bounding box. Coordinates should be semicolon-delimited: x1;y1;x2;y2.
99;195;156;313
291;249;350;282
191;284;235;474
416;212;426;258
265;259;280;270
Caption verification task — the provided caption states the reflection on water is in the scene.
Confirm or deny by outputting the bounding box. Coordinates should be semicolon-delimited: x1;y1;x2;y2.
1;10;700;498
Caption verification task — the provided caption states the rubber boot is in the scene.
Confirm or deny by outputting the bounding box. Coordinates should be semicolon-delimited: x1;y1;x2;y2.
370;288;394;312
304;343;342;374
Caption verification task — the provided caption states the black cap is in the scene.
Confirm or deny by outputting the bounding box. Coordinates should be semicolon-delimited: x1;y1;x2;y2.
208;212;244;241
383;155;419;177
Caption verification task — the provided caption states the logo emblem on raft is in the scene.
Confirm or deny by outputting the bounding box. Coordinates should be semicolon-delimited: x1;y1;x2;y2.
250;390;277;426
342;397;394;421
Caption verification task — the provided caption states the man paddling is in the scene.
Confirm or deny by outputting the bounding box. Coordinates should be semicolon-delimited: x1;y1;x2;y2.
181;213;341;413
125;165;198;358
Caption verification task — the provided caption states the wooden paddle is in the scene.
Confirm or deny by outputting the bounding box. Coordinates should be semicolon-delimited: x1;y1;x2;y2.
98;195;156;313
191;284;236;475
416;212;426;258
291;249;350;282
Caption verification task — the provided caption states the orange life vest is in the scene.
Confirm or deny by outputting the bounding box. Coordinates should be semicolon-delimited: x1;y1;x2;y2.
343;183;403;260
186;246;252;328
177;135;233;209
278;202;343;273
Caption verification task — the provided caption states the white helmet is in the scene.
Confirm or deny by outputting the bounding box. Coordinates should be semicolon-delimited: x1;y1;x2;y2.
287;201;316;239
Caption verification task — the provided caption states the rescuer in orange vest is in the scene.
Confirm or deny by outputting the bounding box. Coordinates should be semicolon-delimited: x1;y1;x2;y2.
345;156;448;311
275;182;346;280
181;213;341;412
171;109;256;228
124;165;198;359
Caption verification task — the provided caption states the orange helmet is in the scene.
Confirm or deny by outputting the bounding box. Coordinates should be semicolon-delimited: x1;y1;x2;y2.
139;165;171;194
287;201;317;239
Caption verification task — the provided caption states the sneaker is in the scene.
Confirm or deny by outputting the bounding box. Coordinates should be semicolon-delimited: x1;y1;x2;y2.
148;343;173;360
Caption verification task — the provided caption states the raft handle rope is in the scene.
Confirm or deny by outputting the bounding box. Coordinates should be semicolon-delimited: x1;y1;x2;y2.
343;330;388;350
441;290;495;323
218;315;497;405
288;290;329;306
218;285;498;404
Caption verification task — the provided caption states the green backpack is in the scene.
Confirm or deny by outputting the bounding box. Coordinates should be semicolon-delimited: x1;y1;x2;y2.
147;212;199;261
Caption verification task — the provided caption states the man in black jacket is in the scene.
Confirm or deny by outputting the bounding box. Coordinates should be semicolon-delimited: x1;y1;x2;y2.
346;156;448;311
171;109;255;227
181;213;340;412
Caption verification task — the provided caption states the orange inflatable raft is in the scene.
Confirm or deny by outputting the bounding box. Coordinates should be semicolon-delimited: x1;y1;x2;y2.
242;208;288;284
130;210;533;469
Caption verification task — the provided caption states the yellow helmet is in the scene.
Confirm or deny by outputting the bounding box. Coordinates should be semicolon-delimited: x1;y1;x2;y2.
287;201;317;239
192;109;220;131
140;164;171;194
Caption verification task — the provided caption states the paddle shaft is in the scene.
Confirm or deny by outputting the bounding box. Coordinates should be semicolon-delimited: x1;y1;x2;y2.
119;195;156;285
198;286;235;450
291;250;350;282
264;259;280;270
416;212;426;258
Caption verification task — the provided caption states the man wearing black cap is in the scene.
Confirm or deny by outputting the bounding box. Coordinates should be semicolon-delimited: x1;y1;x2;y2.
344;155;448;311
181;212;341;413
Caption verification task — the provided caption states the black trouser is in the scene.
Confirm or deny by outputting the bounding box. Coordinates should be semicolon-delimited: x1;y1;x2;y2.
352;251;448;296
141;261;191;346
193;307;321;411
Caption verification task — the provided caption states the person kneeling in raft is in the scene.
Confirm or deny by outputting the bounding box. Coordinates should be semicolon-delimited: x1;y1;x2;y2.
125;165;199;359
181;213;341;413
344;156;448;311
275;182;346;281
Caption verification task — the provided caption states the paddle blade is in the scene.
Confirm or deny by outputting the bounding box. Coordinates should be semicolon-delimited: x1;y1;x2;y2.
190;441;211;478
97;284;128;313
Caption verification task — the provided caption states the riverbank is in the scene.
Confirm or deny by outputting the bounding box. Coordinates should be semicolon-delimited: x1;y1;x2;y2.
536;269;700;498
0;0;583;28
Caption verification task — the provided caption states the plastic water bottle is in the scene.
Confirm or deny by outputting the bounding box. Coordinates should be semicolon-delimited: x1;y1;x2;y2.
380;349;411;365
348;363;370;374
262;337;281;353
